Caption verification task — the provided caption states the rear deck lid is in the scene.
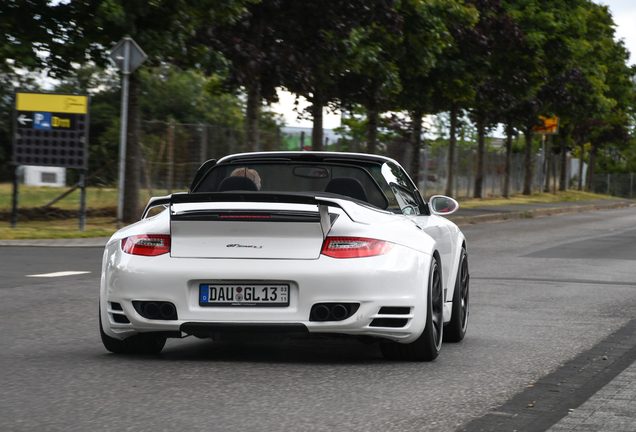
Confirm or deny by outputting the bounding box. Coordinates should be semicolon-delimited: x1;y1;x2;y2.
170;202;327;259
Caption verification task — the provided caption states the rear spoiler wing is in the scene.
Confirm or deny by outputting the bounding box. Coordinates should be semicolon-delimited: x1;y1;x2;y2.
141;192;359;239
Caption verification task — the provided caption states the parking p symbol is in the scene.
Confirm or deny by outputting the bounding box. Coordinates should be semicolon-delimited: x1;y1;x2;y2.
33;112;52;130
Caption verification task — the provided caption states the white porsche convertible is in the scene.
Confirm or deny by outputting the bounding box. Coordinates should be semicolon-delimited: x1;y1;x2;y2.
100;151;469;361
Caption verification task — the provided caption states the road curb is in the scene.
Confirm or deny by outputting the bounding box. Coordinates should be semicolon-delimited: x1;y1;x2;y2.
450;201;634;226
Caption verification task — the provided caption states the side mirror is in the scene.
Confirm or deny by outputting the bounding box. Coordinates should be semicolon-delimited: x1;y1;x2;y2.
429;195;459;216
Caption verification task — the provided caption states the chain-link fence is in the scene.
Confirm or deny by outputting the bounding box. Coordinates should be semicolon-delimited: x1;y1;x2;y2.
139;120;286;193
134;120;589;199
418;146;555;198
594;173;636;198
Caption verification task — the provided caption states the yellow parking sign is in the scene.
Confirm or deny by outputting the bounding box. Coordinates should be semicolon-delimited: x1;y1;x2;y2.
16;93;88;114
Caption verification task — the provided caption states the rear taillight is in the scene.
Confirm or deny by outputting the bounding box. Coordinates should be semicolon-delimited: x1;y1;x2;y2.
122;235;171;256
321;237;393;258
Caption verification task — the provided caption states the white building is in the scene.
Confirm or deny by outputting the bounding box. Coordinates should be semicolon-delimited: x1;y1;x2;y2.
21;165;66;187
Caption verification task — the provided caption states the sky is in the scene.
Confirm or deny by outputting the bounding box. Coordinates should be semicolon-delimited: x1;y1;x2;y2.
274;0;636;130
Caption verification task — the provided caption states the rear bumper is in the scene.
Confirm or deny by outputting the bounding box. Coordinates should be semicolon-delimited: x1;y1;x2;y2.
100;242;432;343
180;322;309;334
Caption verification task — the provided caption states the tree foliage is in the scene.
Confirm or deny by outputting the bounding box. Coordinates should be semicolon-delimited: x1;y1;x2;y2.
0;0;634;198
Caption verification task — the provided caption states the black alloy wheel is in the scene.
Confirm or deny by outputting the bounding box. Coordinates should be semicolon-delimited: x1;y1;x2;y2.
444;248;469;342
380;255;443;361
99;306;166;355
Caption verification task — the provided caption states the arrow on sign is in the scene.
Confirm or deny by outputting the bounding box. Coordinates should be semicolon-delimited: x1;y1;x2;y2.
17;114;32;126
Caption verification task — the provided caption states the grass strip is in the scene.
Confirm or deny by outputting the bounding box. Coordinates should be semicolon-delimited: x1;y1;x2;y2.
0;184;618;240
456;190;612;209
0;217;118;240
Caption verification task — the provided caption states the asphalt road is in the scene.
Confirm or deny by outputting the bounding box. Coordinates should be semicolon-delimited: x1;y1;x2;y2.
1;206;636;432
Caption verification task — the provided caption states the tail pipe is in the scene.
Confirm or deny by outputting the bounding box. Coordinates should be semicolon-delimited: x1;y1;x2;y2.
133;301;178;321
310;303;360;322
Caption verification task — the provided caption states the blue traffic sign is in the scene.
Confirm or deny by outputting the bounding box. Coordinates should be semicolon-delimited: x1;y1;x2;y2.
33;112;52;130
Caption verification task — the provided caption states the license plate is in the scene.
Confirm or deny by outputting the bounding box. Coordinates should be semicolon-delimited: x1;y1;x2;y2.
200;284;289;307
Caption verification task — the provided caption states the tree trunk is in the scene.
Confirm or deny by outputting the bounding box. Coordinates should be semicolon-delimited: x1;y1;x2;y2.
245;80;261;152
587;141;598;192
366;105;378;155
366;80;381;154
410;108;424;186
578;139;584;191
559;136;567;191
311;92;323;151
503;122;513;198
544;135;553;192
123;73;140;223
473;117;486;199
445;106;458;197
522;127;534;195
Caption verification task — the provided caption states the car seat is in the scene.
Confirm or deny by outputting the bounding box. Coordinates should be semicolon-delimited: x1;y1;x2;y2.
324;177;368;202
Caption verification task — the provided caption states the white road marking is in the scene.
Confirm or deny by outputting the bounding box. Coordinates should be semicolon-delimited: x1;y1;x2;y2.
26;271;91;278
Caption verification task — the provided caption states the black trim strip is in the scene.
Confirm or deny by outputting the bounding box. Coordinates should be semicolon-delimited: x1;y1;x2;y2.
172;210;322;223
142;192;344;219
180;323;309;333
172;191;328;205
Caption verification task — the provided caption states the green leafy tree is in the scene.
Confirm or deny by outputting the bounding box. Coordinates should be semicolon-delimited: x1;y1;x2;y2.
335;1;403;155
457;0;527;198
53;63;247;187
47;0;249;222
0;72;41;181
192;0;297;152
394;0;478;183
553;2;628;191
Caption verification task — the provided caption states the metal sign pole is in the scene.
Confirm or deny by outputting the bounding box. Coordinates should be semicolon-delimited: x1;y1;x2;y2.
79;169;87;231
539;134;546;194
116;40;131;229
11;166;19;228
110;37;146;228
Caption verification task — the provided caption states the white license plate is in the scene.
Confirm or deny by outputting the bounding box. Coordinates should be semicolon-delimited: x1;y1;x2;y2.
200;284;289;307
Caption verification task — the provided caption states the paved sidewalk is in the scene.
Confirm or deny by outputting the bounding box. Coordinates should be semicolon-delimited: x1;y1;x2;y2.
460;315;636;432
549;360;636;431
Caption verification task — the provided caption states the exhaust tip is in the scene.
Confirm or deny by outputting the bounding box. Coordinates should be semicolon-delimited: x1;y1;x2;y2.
143;302;160;318
133;301;178;320
331;304;348;320
310;303;360;322
313;305;331;321
160;302;176;319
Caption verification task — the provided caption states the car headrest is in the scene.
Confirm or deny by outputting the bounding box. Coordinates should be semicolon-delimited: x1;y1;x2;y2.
324;177;368;202
218;176;259;192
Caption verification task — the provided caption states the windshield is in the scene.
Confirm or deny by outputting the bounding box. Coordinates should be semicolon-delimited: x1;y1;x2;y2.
194;160;424;214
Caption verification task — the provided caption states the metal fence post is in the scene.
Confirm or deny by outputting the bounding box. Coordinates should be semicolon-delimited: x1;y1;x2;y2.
437;147;442;196
455;147;460;198
167;119;175;194
11;166;19;228
607;173;610;196
200;124;207;164
422;146;428;198
79;170;86;231
491;152;495;196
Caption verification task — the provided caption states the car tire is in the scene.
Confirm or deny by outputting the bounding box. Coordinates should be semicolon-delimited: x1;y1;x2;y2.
380;255;443;361
444;247;469;343
99;307;166;355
